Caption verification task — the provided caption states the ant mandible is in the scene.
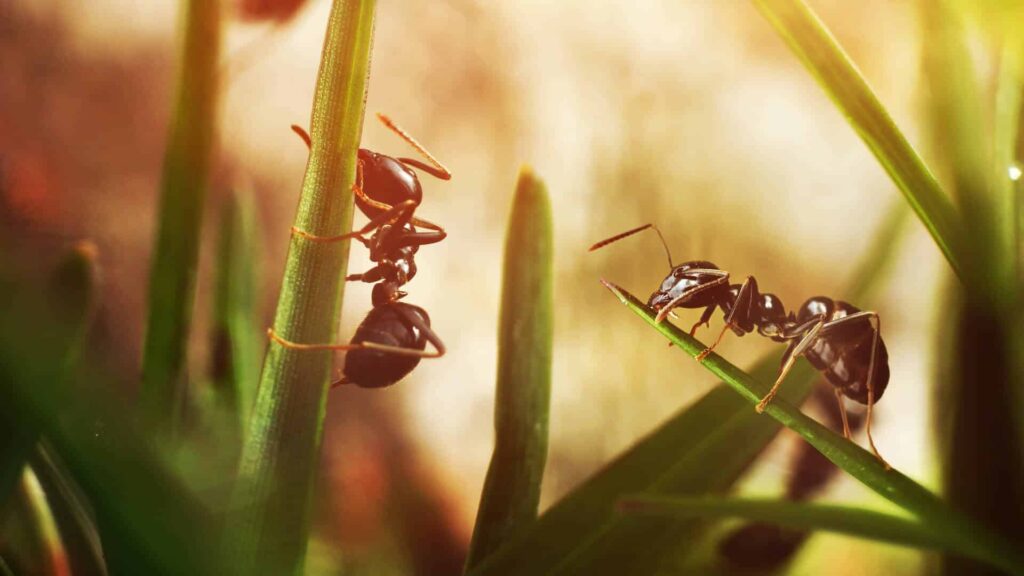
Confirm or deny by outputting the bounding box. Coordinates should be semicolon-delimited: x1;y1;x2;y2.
590;223;890;467
268;114;449;388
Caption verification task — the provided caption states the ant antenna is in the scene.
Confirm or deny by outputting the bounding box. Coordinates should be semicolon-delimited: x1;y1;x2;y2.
589;223;675;269
376;113;452;180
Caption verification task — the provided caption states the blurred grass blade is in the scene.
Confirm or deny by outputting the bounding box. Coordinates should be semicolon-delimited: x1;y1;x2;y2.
1;242;98;513
210;191;261;437
30;443;107;576
227;2;376;574
921;0;1010;301
994;39;1023;287
0;285;219;575
602;283;1024;576
140;0;221;434
753;0;965;281
619;496;952;554
465;168;554;571
467;357;817;576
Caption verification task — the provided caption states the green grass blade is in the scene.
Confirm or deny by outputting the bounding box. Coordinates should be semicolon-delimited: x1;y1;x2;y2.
140;0;221;434
843;200;910;304
0;297;218;575
465;168;554;571
619;496;951;553
227;2;376;574
211;191;261;437
753;0;965;281
994;40;1023;288
467;356;817;576
603;283;1024;576
29;443;107;576
1;242;98;513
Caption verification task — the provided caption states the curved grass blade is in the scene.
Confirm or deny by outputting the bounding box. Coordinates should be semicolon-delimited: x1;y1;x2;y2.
603;283;1024;576
619;496;950;553
140;0;221;434
29;443;107;576
753;0;965;282
465;168;554;571
226;2;376;574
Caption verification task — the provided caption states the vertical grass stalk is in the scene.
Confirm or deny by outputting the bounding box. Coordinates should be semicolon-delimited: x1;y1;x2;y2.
465;168;554;571
226;2;376;574
140;0;221;434
211;191;261;438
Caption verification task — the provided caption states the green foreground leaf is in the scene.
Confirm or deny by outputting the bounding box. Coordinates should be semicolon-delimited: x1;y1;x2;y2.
753;0;964;281
466;167;554;570
603;283;1024;576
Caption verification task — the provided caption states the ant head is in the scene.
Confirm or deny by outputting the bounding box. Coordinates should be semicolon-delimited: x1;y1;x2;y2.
646;261;723;311
356;149;423;218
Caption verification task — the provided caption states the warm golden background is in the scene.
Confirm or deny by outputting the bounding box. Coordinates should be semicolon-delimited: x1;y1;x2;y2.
4;1;951;573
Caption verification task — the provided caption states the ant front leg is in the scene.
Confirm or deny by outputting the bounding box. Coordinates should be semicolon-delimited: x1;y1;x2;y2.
696;276;758;361
292;200;418;244
653;271;729;324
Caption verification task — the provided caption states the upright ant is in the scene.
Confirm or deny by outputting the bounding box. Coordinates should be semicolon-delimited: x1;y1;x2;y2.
590;224;890;466
268;114;449;388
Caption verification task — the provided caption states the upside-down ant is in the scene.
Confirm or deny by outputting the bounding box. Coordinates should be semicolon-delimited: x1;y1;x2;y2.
590;223;889;467
268;114;449;388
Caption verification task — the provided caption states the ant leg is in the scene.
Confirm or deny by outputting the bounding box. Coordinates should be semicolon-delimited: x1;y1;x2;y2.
756;317;826;413
292;200;418;244
689;305;715;337
346;266;384;283
834;388;852;439
291;125;312;149
859;312;890;469
696;276;757;361
268;326;442;359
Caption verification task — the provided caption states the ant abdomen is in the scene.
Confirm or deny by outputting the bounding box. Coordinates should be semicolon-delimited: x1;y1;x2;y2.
791;297;890;405
344;303;432;388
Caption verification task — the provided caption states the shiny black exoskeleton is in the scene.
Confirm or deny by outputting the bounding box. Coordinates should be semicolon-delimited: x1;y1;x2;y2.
340;286;444;388
273;115;450;388
591;223;890;466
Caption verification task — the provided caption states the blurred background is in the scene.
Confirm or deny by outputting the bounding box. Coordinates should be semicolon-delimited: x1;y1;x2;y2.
2;0;954;573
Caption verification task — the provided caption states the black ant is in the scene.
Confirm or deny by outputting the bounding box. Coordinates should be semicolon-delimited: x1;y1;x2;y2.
268;114;449;388
590;223;890;467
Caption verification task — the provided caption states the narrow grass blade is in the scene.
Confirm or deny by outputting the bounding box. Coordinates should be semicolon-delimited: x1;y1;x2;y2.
0;292;219;575
227;2;376;575
210;191;261;436
29;443;107;576
465;168;554;571
753;0;965;281
843;200;910;304
140;0;221;434
619;496;950;553
603;284;1024;576
2;468;71;576
1;242;98;513
467;355;817;576
994;40;1023;289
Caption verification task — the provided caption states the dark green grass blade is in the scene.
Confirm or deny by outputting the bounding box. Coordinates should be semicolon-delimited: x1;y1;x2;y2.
753;0;965;281
465;168;554;571
226;2;376;575
0;285;219;575
211;191;261;436
1;242;98;514
140;0;221;434
619;496;950;553
603;284;1024;576
467;355;816;576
